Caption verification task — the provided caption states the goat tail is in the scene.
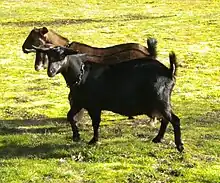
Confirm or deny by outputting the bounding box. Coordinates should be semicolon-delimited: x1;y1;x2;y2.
147;38;157;59
169;51;177;76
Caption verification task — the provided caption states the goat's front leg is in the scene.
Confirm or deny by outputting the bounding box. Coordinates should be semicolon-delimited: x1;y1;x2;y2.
67;107;82;142
73;109;84;121
87;109;101;145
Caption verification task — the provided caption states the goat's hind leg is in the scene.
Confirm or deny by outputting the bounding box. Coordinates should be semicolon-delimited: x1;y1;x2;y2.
153;110;183;152
87;109;101;145
170;112;184;152
152;118;169;143
67;107;82;142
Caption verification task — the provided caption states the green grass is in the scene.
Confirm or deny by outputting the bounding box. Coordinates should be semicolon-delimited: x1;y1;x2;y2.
0;0;220;182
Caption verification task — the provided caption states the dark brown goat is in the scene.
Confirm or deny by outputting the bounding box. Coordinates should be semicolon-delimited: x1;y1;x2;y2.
22;27;157;70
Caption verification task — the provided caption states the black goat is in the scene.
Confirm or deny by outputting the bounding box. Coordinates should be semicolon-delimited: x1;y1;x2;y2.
33;46;183;152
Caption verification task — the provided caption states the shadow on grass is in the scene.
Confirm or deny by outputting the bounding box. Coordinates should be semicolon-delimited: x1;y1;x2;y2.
0;118;67;125
1;14;176;27
0;118;68;134
0;118;84;159
0;125;65;135
0;141;81;159
0;116;156;159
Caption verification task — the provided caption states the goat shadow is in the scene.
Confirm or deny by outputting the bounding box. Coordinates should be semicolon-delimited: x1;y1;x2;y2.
0;117;127;160
0;116;158;159
0;118;76;159
0;108;201;159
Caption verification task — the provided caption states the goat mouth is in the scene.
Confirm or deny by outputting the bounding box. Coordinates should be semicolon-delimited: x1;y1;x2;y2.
48;73;56;77
47;71;57;77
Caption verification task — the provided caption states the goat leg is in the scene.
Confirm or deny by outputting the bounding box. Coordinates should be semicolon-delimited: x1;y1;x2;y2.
67;107;81;142
88;109;101;145
170;113;184;152
152;118;168;143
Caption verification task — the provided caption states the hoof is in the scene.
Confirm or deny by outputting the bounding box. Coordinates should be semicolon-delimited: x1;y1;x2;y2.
88;138;98;145
72;136;80;142
176;144;184;153
152;136;162;143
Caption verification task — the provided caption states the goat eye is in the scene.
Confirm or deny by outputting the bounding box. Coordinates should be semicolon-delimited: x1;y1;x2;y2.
61;55;65;60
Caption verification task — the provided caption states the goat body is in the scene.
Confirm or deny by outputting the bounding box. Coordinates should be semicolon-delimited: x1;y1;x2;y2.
35;46;184;152
22;27;158;122
22;27;157;70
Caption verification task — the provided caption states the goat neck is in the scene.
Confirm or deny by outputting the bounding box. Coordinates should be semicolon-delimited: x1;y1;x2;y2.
45;30;70;46
62;54;86;87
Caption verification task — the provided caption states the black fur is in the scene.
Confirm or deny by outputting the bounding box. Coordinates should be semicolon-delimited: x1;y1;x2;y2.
36;46;183;152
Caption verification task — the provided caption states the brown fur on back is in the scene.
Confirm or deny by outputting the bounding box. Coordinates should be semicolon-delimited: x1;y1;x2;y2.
69;42;149;63
45;30;69;46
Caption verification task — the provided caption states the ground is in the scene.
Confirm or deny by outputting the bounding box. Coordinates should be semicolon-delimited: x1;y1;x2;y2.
0;0;220;182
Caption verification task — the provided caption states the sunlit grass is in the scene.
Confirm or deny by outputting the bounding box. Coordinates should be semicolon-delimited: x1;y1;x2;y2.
0;0;220;182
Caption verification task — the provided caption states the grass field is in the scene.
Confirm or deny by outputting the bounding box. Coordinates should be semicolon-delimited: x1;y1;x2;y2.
0;0;220;182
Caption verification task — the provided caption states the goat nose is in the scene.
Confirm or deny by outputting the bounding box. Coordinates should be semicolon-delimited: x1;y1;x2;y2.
22;46;28;54
50;67;55;73
48;67;56;77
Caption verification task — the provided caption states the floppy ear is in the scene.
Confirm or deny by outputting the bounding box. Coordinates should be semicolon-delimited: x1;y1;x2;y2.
64;48;79;55
42;43;55;48
39;27;48;35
